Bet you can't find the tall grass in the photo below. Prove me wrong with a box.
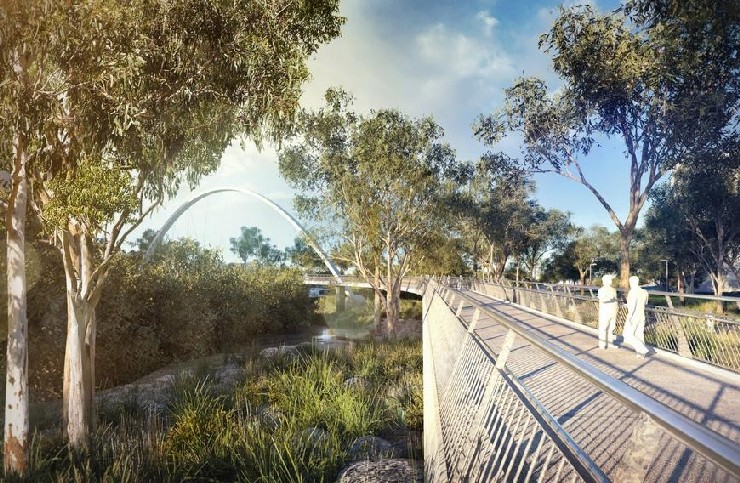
[7,340,423,482]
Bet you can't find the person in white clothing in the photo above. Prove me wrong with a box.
[597,274,618,349]
[623,276,650,356]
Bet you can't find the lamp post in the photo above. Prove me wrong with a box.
[589,261,597,286]
[660,259,669,291]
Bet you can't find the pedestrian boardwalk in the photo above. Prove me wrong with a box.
[446,288,740,482]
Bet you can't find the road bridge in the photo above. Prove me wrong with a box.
[422,280,740,482]
[303,275,427,296]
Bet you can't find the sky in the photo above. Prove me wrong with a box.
[134,0,636,264]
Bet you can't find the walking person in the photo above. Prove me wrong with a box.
[597,274,618,349]
[623,276,650,356]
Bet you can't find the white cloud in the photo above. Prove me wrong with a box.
[301,1,514,125]
[476,10,499,36]
[416,23,511,80]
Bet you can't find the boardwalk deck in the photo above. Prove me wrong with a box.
[455,289,740,482]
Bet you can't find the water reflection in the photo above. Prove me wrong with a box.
[312,326,372,350]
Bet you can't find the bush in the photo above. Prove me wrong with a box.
[1,237,318,400]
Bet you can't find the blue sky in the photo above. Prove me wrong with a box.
[135,0,641,263]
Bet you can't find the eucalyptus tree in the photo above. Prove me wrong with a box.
[461,162,540,281]
[474,3,736,287]
[1,0,343,458]
[571,226,619,289]
[279,89,461,335]
[230,226,285,266]
[0,1,65,472]
[646,159,739,300]
[287,236,326,273]
[518,208,573,280]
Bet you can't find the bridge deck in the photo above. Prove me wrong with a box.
[459,289,740,482]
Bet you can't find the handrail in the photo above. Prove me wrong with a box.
[441,285,740,477]
[503,279,740,303]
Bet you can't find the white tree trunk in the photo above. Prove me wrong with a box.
[63,295,92,448]
[4,133,29,474]
[61,230,98,448]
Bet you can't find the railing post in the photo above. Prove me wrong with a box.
[664,295,692,358]
[571,300,583,324]
[496,329,517,370]
[468,308,481,334]
[456,299,465,317]
[539,292,548,313]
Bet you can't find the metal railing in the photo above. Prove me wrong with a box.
[425,282,740,481]
[424,286,605,482]
[472,280,740,373]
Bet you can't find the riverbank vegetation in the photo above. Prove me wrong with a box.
[6,340,422,482]
[0,237,318,401]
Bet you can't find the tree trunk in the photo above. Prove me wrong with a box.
[579,271,587,296]
[373,266,382,329]
[712,272,725,314]
[386,281,400,336]
[4,133,29,475]
[374,290,382,328]
[61,229,99,448]
[619,230,632,289]
[714,220,725,314]
[63,296,93,449]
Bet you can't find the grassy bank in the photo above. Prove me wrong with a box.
[7,340,422,482]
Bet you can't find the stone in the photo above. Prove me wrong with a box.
[348,436,395,461]
[335,459,423,483]
[260,345,300,359]
[256,404,281,430]
[344,376,370,391]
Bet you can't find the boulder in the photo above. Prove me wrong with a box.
[336,459,423,483]
[260,345,300,359]
[348,436,395,461]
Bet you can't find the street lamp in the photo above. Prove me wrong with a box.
[660,259,669,291]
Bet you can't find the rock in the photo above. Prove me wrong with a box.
[344,376,370,391]
[348,436,395,461]
[212,363,243,391]
[385,383,408,401]
[260,345,300,359]
[256,404,281,430]
[336,459,423,483]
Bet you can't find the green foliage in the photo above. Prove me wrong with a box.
[321,297,376,328]
[287,235,328,273]
[457,164,546,280]
[473,3,729,285]
[643,158,739,296]
[96,240,316,385]
[229,225,286,266]
[279,88,464,331]
[0,237,317,399]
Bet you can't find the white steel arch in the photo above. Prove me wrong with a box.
[143,187,344,283]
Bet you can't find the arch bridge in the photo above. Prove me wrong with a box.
[143,191,740,481]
